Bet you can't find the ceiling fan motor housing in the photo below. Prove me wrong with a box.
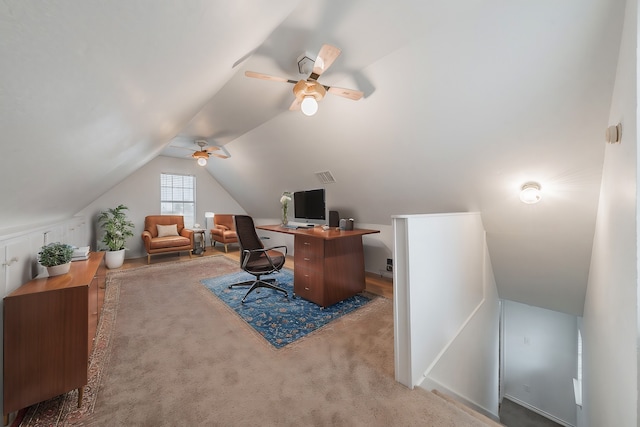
[293,79,326,101]
[192,151,209,159]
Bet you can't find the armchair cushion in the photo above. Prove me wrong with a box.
[157,223,179,237]
[148,235,190,249]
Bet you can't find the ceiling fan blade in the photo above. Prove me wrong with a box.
[172,146,196,153]
[289,97,302,111]
[327,86,364,101]
[204,146,220,153]
[312,44,341,78]
[211,152,230,159]
[245,71,296,84]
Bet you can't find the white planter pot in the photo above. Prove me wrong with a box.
[104,249,125,269]
[47,262,71,277]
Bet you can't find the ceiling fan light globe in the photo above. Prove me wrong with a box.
[301,96,318,116]
[197,157,207,166]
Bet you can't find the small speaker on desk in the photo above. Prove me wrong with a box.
[329,210,339,227]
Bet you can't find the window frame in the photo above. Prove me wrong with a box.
[160,173,196,228]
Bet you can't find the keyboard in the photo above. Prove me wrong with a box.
[285,222,315,229]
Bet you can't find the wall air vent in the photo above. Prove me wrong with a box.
[315,170,336,184]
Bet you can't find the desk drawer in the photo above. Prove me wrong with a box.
[295,236,323,262]
[294,264,323,304]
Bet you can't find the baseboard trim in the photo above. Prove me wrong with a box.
[502,395,575,427]
[420,377,500,422]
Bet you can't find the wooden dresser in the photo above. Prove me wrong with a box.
[3,252,105,423]
[257,225,379,307]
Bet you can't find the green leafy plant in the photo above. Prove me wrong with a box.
[38,242,74,267]
[98,204,135,251]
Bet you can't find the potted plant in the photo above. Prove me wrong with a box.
[39,242,74,277]
[98,204,134,269]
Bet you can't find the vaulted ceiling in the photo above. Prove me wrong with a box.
[0,0,626,316]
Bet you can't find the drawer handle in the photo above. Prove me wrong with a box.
[304,287,310,291]
[304,242,311,246]
[304,257,310,261]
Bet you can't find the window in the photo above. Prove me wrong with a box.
[573,329,583,407]
[160,173,195,227]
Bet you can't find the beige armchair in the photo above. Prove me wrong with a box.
[210,214,238,252]
[141,215,194,264]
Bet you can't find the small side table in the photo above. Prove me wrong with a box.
[192,229,206,255]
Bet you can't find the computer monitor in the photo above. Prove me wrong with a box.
[293,188,326,221]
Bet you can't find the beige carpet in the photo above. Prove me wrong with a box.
[58,255,497,426]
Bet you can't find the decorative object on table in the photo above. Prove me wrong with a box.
[98,204,134,269]
[201,269,372,348]
[339,218,354,231]
[38,242,74,276]
[280,191,292,226]
[328,210,340,227]
[71,245,90,261]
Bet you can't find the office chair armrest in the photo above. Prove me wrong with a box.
[265,245,287,256]
[241,246,287,271]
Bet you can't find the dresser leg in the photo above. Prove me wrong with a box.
[4,413,8,426]
[77,386,84,408]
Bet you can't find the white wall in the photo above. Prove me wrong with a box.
[393,212,500,418]
[423,237,500,419]
[502,300,578,426]
[581,0,638,425]
[77,155,245,259]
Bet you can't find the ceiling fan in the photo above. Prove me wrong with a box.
[173,140,230,166]
[245,44,363,116]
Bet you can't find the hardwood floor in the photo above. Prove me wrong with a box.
[119,244,394,299]
[499,398,563,427]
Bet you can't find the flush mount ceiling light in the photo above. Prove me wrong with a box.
[520,182,542,204]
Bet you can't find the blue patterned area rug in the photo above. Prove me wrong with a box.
[200,269,372,349]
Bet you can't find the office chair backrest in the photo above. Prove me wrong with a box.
[234,215,264,264]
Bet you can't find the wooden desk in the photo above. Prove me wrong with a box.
[257,225,379,307]
[3,252,105,423]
